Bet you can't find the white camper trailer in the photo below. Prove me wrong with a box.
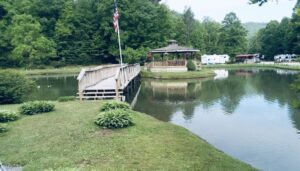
[274,54,297,62]
[201,54,230,65]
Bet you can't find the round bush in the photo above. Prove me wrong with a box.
[0,110,19,122]
[0,123,8,133]
[0,70,35,104]
[95,109,134,129]
[100,101,131,112]
[187,60,196,71]
[19,101,55,115]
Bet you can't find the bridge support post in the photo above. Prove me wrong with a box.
[79,91,83,101]
[115,79,120,101]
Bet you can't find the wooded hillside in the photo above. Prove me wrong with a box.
[0,0,299,67]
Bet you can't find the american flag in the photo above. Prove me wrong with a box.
[113,0,119,33]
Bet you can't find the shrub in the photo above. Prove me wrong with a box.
[95,109,134,129]
[100,101,131,112]
[19,101,55,115]
[0,123,8,133]
[58,96,76,102]
[0,70,35,104]
[292,100,300,109]
[0,110,19,122]
[51,61,66,68]
[187,60,196,71]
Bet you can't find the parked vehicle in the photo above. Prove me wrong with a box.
[274,54,297,62]
[235,54,261,63]
[201,54,230,65]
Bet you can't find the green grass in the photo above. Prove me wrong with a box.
[0,101,256,171]
[0,66,89,76]
[203,63,300,70]
[141,69,215,79]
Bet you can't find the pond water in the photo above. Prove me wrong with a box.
[26,74,78,101]
[133,69,300,171]
[28,69,300,170]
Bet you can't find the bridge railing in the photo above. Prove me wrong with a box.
[77,64,120,93]
[115,64,141,99]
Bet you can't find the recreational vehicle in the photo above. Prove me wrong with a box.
[274,54,297,62]
[236,54,261,63]
[201,54,230,65]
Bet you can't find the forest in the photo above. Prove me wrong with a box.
[0,0,299,68]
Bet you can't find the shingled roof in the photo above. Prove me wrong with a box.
[149,40,200,54]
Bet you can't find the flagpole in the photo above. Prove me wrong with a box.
[117,20,123,66]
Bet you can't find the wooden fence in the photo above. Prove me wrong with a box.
[148,60,186,68]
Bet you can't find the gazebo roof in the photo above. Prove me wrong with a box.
[149,40,200,54]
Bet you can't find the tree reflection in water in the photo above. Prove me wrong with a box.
[134,69,300,131]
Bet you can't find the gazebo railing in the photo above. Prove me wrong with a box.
[149,60,186,68]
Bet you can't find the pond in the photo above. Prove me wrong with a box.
[26,74,78,101]
[133,69,300,171]
[27,69,300,170]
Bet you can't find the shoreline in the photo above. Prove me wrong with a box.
[140,69,216,79]
[203,63,300,71]
[0,101,256,170]
[2,63,300,77]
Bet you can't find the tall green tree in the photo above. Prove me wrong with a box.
[190,21,205,54]
[219,12,248,59]
[0,3,12,67]
[201,17,222,54]
[182,7,195,45]
[8,14,56,67]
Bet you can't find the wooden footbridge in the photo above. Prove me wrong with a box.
[77,64,141,100]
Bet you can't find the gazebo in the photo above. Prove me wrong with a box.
[147,40,199,72]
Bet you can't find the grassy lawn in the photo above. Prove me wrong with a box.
[2,63,300,77]
[0,66,90,76]
[141,69,215,79]
[203,63,300,70]
[0,101,256,171]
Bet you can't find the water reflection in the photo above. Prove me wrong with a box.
[133,69,300,171]
[134,79,205,121]
[213,69,228,80]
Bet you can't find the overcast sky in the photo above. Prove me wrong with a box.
[161,0,296,23]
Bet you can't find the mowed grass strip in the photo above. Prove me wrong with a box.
[0,66,87,76]
[141,69,215,79]
[203,63,300,70]
[0,101,256,171]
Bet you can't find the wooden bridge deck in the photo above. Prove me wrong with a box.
[77,64,141,100]
[86,77,119,90]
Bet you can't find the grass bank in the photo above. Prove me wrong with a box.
[203,63,300,70]
[0,101,255,171]
[0,66,88,76]
[141,69,215,79]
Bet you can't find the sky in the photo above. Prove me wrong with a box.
[160,0,296,23]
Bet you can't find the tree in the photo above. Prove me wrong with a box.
[0,71,35,104]
[190,22,206,54]
[219,12,248,60]
[169,11,186,45]
[248,31,262,54]
[0,3,12,67]
[249,0,268,6]
[123,47,149,64]
[201,17,222,54]
[183,7,195,45]
[291,8,300,54]
[250,0,300,7]
[8,14,56,67]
